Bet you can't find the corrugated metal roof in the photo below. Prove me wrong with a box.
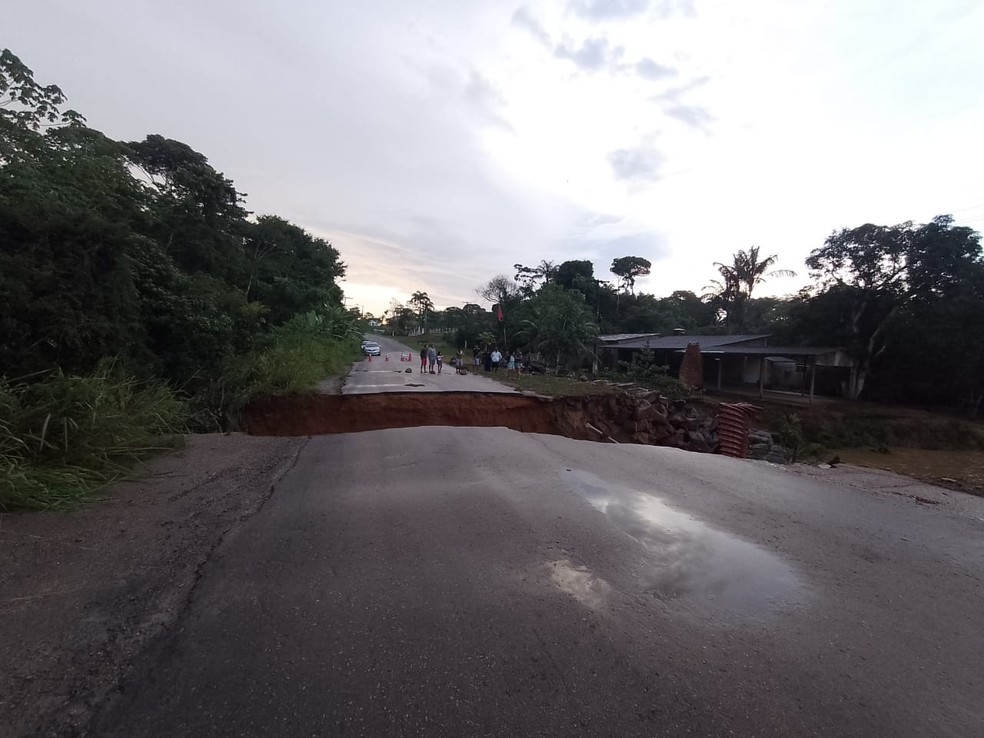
[597,333,662,344]
[709,346,844,356]
[600,334,771,350]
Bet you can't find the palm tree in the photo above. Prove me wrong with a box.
[409,290,434,333]
[708,247,795,333]
[734,246,796,301]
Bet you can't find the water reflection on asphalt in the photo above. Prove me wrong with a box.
[563,469,802,620]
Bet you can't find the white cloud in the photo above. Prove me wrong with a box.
[7,0,984,315]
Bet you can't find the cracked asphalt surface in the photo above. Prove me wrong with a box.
[84,428,984,737]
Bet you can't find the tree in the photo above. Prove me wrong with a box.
[553,260,594,291]
[408,290,434,332]
[125,135,248,282]
[513,260,557,295]
[519,284,598,368]
[610,256,651,295]
[0,48,80,137]
[707,246,794,333]
[805,215,982,399]
[242,216,344,325]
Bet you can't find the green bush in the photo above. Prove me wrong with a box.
[225,314,360,397]
[0,362,188,511]
[599,348,693,400]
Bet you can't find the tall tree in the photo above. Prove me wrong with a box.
[519,284,598,368]
[553,260,594,291]
[513,260,557,295]
[708,246,793,333]
[610,256,652,295]
[408,290,434,332]
[805,215,982,399]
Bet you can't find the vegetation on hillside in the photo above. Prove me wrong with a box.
[0,50,360,508]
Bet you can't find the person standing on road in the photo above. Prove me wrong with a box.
[473,346,481,368]
[436,351,444,374]
[456,349,464,374]
[483,349,492,373]
[490,347,502,373]
[419,346,427,374]
[514,350,523,375]
[507,352,516,373]
[427,344,437,374]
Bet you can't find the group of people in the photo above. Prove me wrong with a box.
[416,344,524,375]
[472,346,523,374]
[419,344,446,374]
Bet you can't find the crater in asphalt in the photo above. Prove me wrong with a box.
[563,469,802,620]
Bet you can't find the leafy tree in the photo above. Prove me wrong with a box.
[610,255,652,295]
[513,260,557,295]
[125,135,248,282]
[553,260,594,291]
[519,284,598,368]
[242,216,344,325]
[0,49,350,407]
[805,216,982,399]
[0,49,81,137]
[707,246,793,333]
[660,290,717,331]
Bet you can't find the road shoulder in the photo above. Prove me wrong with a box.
[0,433,307,737]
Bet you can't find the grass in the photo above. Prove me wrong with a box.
[197,319,362,429]
[830,447,984,496]
[229,322,361,398]
[493,372,619,397]
[753,400,984,452]
[0,362,188,511]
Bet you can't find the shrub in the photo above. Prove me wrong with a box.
[0,362,188,511]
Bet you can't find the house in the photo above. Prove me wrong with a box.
[596,330,855,401]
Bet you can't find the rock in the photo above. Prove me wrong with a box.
[666,429,687,448]
[634,400,665,422]
[749,429,773,443]
[649,424,673,442]
[765,452,788,464]
[631,432,652,445]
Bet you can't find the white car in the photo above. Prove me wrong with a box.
[362,341,381,356]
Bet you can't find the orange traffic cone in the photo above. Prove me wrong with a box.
[385,354,389,361]
[368,354,372,362]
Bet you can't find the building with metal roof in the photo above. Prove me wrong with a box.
[596,333,856,402]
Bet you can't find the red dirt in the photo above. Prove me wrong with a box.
[244,392,591,439]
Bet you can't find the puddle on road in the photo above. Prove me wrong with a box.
[547,559,612,610]
[563,469,802,621]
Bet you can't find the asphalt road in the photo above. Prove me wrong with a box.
[346,335,515,394]
[95,427,984,737]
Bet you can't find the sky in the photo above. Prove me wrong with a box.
[10,0,984,316]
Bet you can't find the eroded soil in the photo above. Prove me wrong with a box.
[243,391,716,452]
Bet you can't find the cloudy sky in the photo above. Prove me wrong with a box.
[11,0,984,315]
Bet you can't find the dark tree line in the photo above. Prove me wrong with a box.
[0,50,347,394]
[404,220,983,411]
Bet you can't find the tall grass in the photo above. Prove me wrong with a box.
[0,362,187,511]
[210,315,360,415]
